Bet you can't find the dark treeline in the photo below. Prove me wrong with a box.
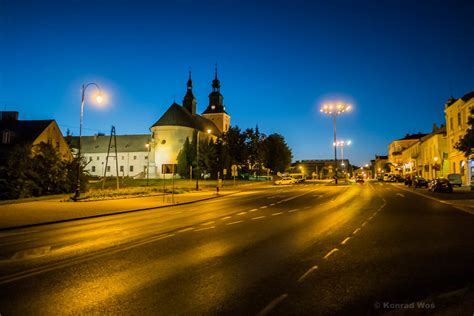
[177,126,293,179]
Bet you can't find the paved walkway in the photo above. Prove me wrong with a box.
[0,183,269,230]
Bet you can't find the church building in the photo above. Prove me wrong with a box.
[150,68,230,177]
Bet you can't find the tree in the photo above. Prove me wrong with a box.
[245,126,266,173]
[222,126,247,166]
[177,137,193,178]
[198,138,216,177]
[455,107,474,158]
[263,133,293,173]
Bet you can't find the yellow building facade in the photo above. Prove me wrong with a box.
[444,92,474,185]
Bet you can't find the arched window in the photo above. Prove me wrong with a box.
[2,131,11,144]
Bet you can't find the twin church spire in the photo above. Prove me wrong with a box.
[182,66,226,115]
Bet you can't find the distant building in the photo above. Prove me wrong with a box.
[70,134,151,178]
[444,92,474,185]
[387,133,428,173]
[0,111,72,162]
[292,159,351,179]
[373,155,388,177]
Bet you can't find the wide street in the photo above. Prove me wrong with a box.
[0,181,473,315]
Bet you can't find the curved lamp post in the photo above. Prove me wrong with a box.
[74,83,103,201]
[320,103,351,182]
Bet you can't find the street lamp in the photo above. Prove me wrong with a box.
[74,83,103,200]
[334,140,351,172]
[196,128,212,190]
[146,143,151,186]
[321,102,352,183]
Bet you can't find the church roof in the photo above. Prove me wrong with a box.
[151,102,220,134]
[69,134,151,153]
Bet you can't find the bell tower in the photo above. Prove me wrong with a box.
[202,66,231,133]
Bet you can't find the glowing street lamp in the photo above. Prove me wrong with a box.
[321,102,352,182]
[334,140,351,172]
[74,83,103,201]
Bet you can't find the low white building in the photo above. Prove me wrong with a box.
[74,134,152,178]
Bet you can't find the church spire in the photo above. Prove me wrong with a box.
[212,63,220,92]
[183,69,196,114]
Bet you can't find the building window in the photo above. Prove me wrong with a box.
[130,166,134,172]
[450,117,453,131]
[2,131,11,144]
[133,155,137,160]
[107,166,111,172]
[453,162,456,173]
[97,156,99,160]
[145,156,148,160]
[92,166,96,172]
[122,156,124,160]
[120,166,124,172]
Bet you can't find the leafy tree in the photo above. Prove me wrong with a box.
[263,133,293,173]
[455,107,474,158]
[222,126,247,166]
[198,138,216,177]
[245,126,266,173]
[177,137,193,178]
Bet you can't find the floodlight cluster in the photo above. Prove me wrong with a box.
[320,103,352,115]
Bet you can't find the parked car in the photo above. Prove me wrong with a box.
[356,175,364,183]
[413,177,428,188]
[274,177,296,185]
[383,174,392,181]
[447,173,462,187]
[404,176,412,186]
[428,178,453,192]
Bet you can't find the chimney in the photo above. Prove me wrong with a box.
[0,111,19,121]
[432,123,438,133]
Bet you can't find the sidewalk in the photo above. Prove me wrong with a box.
[0,182,269,230]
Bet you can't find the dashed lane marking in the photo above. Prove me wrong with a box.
[194,226,215,232]
[288,209,299,213]
[323,248,339,259]
[257,294,288,316]
[251,216,266,220]
[260,206,268,209]
[237,212,247,216]
[226,220,244,226]
[271,212,283,216]
[249,208,259,212]
[269,203,276,206]
[341,237,351,245]
[303,206,311,209]
[201,221,215,226]
[361,221,368,227]
[298,265,318,282]
[177,227,195,233]
[353,228,361,235]
[396,193,405,198]
[221,216,232,220]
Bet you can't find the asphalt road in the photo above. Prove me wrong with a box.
[0,181,473,315]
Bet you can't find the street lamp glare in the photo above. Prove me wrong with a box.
[207,129,211,134]
[96,94,103,103]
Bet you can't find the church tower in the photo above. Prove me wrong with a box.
[183,70,197,114]
[202,66,231,133]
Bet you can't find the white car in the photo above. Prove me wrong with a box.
[274,177,296,185]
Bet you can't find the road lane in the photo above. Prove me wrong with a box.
[0,182,381,314]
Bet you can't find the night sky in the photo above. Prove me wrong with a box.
[1,0,473,165]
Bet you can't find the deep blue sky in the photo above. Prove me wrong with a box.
[1,0,473,165]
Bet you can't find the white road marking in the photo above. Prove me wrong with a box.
[251,216,266,220]
[353,228,361,235]
[194,226,215,232]
[288,209,299,213]
[323,248,339,259]
[257,294,288,316]
[177,227,194,233]
[237,212,247,216]
[341,237,351,245]
[221,216,232,220]
[269,203,276,206]
[249,208,259,212]
[226,220,243,226]
[396,193,405,198]
[361,221,368,227]
[303,206,311,209]
[260,206,268,209]
[271,212,283,216]
[201,221,215,225]
[298,265,318,282]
